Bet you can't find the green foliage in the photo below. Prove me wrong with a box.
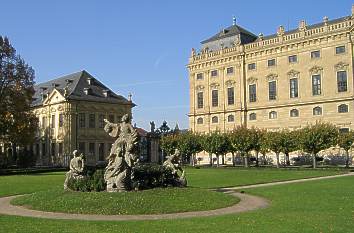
[229,126,254,167]
[0,36,37,147]
[201,131,230,166]
[67,169,106,192]
[299,122,339,168]
[337,131,354,167]
[177,131,202,161]
[160,133,179,155]
[132,163,178,189]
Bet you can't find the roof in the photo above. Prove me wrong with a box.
[32,70,135,107]
[260,16,351,41]
[201,24,257,44]
[135,127,148,137]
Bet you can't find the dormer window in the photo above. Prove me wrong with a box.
[41,93,47,101]
[103,89,111,98]
[83,87,92,95]
[65,79,73,84]
[52,83,60,88]
[87,77,93,85]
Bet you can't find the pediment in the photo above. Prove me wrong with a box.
[43,89,66,105]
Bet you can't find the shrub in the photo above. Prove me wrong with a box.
[66,169,106,192]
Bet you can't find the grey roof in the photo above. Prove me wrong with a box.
[32,70,134,107]
[201,24,258,44]
[259,16,351,41]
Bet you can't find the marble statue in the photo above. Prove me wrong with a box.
[163,149,187,187]
[64,150,85,190]
[103,114,138,192]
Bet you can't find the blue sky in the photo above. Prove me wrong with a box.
[1,0,352,130]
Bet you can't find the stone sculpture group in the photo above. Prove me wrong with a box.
[64,113,186,192]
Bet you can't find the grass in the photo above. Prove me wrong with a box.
[0,175,352,232]
[186,167,347,188]
[11,187,239,214]
[0,167,351,232]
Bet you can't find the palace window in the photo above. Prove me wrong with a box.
[42,116,47,128]
[337,71,347,92]
[197,117,203,124]
[197,92,204,109]
[313,106,322,116]
[196,73,203,80]
[211,116,218,123]
[78,142,85,154]
[288,55,297,63]
[226,67,234,75]
[98,114,105,128]
[249,84,257,102]
[98,143,105,161]
[248,63,256,70]
[108,114,115,123]
[269,111,277,119]
[311,50,320,59]
[51,115,55,128]
[211,70,218,77]
[59,113,64,127]
[338,104,348,113]
[268,81,277,100]
[336,45,345,54]
[290,78,298,98]
[89,114,96,128]
[89,143,95,156]
[290,109,299,117]
[79,113,86,128]
[212,90,218,107]
[58,143,63,155]
[312,74,321,95]
[249,113,256,121]
[339,128,350,133]
[267,59,276,67]
[227,87,235,105]
[227,115,235,122]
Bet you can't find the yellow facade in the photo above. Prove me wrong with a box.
[188,7,354,134]
[32,71,133,167]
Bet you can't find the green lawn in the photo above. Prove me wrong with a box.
[186,167,346,188]
[11,187,238,214]
[0,168,352,233]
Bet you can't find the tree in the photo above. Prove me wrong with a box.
[229,126,253,167]
[0,36,37,165]
[177,131,202,166]
[202,131,229,167]
[250,128,266,167]
[267,131,283,168]
[278,130,299,166]
[160,133,179,156]
[337,131,354,168]
[299,122,339,168]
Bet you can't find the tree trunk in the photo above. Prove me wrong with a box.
[345,150,350,168]
[255,151,259,167]
[244,153,249,168]
[312,153,317,169]
[209,153,212,166]
[221,154,225,165]
[216,154,220,167]
[232,152,235,167]
[285,152,290,166]
[276,152,280,168]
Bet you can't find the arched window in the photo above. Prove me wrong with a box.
[290,109,299,117]
[269,111,277,119]
[249,113,256,121]
[338,104,348,113]
[197,117,203,124]
[211,116,218,123]
[313,106,322,116]
[227,115,235,122]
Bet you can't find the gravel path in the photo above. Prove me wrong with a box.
[0,192,268,221]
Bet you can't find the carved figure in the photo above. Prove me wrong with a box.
[103,114,138,192]
[163,149,187,187]
[63,150,85,190]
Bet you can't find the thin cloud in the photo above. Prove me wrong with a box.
[154,54,166,69]
[112,80,173,88]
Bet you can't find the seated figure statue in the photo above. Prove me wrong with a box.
[64,150,85,190]
[163,149,187,187]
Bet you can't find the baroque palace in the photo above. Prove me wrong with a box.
[188,6,354,134]
[31,70,134,166]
